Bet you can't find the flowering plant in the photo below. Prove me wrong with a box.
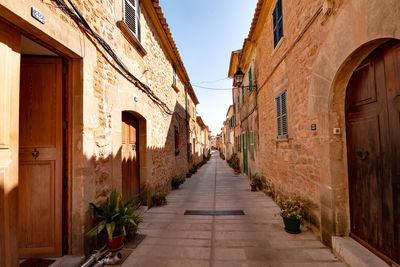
[277,195,309,220]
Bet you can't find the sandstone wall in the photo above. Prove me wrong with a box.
[247,0,400,245]
[0,0,194,255]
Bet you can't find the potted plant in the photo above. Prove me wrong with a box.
[228,153,240,173]
[86,189,142,251]
[189,165,197,175]
[250,174,262,191]
[171,175,185,190]
[277,195,309,234]
[152,193,167,206]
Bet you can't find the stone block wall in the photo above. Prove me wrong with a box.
[243,0,400,245]
[0,0,198,255]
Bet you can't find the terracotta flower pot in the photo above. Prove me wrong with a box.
[234,169,240,174]
[106,234,124,251]
[251,185,257,191]
[282,216,301,234]
[186,173,192,178]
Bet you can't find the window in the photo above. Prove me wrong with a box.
[276,90,288,138]
[173,66,176,85]
[249,68,252,92]
[273,0,283,47]
[242,85,244,104]
[124,0,141,41]
[250,131,254,159]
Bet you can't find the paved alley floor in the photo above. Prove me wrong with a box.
[122,152,344,267]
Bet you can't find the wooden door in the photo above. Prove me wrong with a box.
[18,57,63,258]
[346,41,399,264]
[121,112,140,202]
[0,20,21,267]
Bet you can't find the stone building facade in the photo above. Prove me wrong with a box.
[0,0,204,264]
[229,0,400,264]
[224,105,235,160]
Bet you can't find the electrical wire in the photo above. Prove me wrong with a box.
[53,0,186,120]
[192,77,230,85]
[192,85,233,90]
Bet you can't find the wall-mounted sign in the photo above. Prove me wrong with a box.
[31,7,45,24]
[311,124,317,131]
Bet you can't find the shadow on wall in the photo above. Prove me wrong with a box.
[81,100,189,253]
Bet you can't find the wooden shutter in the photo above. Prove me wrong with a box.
[273,0,283,47]
[124,0,140,40]
[249,68,252,92]
[281,91,287,135]
[250,131,254,159]
[276,90,288,138]
[173,66,176,85]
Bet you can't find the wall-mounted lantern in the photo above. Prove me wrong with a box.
[234,68,245,85]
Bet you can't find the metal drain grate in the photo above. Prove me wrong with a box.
[184,210,245,215]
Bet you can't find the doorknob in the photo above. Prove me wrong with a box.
[357,150,369,160]
[32,148,39,160]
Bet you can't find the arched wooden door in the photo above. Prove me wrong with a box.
[346,40,400,264]
[121,112,140,203]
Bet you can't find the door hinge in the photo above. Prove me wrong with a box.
[63,177,68,187]
[63,121,69,130]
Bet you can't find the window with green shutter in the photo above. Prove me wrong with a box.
[242,85,244,104]
[250,131,254,159]
[249,68,252,92]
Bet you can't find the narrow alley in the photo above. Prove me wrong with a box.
[122,152,344,267]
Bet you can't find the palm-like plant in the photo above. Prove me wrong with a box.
[86,189,142,241]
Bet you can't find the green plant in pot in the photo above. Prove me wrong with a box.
[152,193,167,206]
[277,195,309,234]
[189,165,197,174]
[250,174,262,191]
[86,189,142,251]
[171,175,185,189]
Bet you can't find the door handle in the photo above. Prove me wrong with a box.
[32,148,39,160]
[132,144,136,150]
[357,150,369,160]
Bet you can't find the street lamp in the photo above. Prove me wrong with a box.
[233,68,244,85]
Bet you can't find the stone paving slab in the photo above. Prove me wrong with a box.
[122,152,344,266]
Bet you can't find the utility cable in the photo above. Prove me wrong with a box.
[53,0,185,121]
[192,85,233,90]
[192,77,230,85]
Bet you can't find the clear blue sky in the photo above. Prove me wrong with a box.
[162,0,258,135]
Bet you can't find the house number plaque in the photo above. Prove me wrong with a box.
[31,7,45,24]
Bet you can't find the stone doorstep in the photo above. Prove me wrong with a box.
[49,255,85,267]
[332,237,389,267]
